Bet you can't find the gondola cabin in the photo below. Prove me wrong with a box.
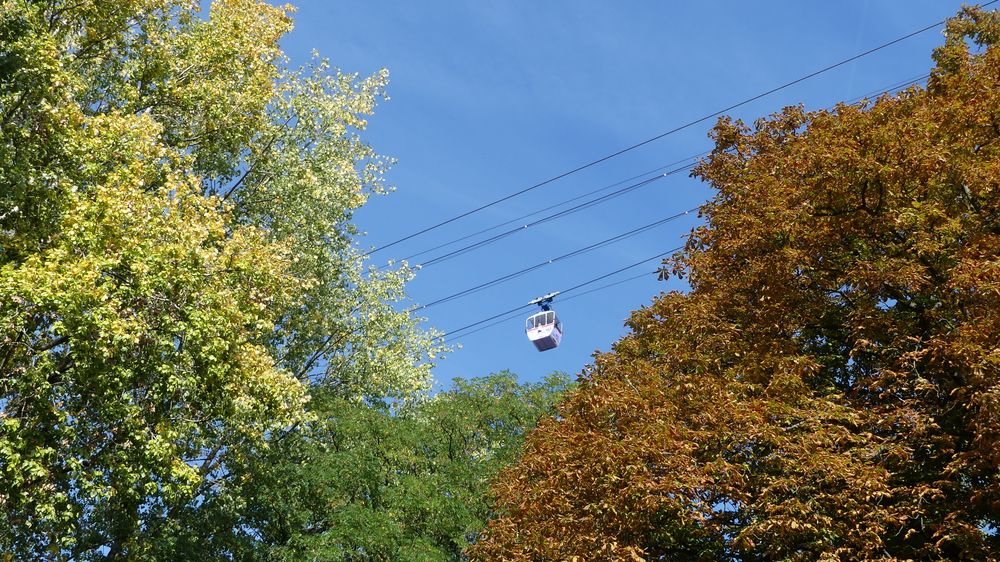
[525,309,562,352]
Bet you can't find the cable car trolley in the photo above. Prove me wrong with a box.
[525,292,563,352]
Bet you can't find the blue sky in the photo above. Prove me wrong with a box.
[277,1,977,387]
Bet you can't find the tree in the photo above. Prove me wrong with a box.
[236,372,571,561]
[470,7,1000,562]
[0,1,440,558]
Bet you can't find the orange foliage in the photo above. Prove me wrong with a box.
[470,8,1000,561]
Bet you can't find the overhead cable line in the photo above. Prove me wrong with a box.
[363,13,965,257]
[442,269,659,343]
[851,72,930,101]
[556,245,682,295]
[401,152,706,263]
[414,163,697,268]
[561,270,661,303]
[439,305,532,343]
[438,248,682,341]
[415,210,698,310]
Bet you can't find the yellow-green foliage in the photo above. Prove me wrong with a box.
[0,1,441,558]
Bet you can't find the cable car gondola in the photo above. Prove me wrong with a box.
[525,292,562,352]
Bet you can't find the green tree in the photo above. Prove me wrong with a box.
[238,372,571,561]
[471,7,1000,562]
[0,1,440,558]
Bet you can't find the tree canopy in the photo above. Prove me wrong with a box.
[471,7,1000,561]
[0,1,441,558]
[241,372,571,561]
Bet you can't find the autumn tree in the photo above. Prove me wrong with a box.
[471,7,1000,562]
[0,1,440,559]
